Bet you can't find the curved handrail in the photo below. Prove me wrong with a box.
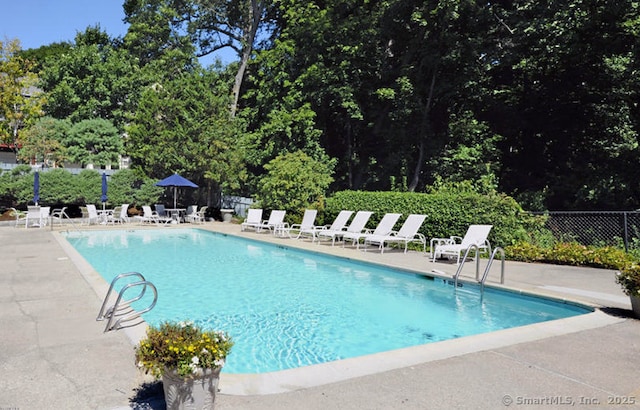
[97,272,146,321]
[480,247,505,298]
[453,244,479,288]
[104,281,158,332]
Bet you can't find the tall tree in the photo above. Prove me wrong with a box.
[485,0,640,209]
[17,116,69,167]
[0,39,45,159]
[248,0,502,192]
[39,26,144,132]
[64,118,124,167]
[126,68,248,200]
[123,0,274,116]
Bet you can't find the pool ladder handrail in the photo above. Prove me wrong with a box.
[452,245,506,293]
[97,272,158,333]
[453,244,480,288]
[479,247,505,298]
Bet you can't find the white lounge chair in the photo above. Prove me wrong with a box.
[257,210,287,234]
[136,205,171,224]
[187,206,207,224]
[85,204,101,225]
[343,213,402,249]
[431,224,493,264]
[241,209,263,231]
[50,206,70,226]
[107,204,130,224]
[309,210,353,242]
[184,205,198,222]
[39,207,51,227]
[363,214,427,253]
[155,204,168,218]
[25,205,42,228]
[317,211,373,246]
[11,207,27,227]
[286,209,318,239]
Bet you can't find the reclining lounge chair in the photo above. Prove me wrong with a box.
[431,224,493,264]
[363,214,427,253]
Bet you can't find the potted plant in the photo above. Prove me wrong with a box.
[616,263,640,318]
[135,321,233,409]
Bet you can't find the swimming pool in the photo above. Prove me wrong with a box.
[63,228,591,374]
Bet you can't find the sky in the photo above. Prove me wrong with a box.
[2,1,129,49]
[1,0,233,65]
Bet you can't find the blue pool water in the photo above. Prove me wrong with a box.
[63,228,591,374]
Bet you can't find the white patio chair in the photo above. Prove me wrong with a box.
[257,210,287,234]
[184,205,198,222]
[342,213,402,249]
[241,209,263,231]
[11,207,27,228]
[286,209,319,239]
[50,207,70,226]
[25,205,42,228]
[431,224,493,264]
[39,207,51,227]
[85,204,101,225]
[317,210,373,246]
[188,206,207,224]
[107,204,130,224]
[136,205,171,224]
[363,214,427,253]
[305,210,353,243]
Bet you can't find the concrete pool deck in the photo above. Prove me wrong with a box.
[1,221,639,409]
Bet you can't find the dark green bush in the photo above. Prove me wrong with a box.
[324,190,546,248]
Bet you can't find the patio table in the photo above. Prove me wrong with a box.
[166,208,186,224]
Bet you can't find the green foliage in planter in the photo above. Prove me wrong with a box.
[616,263,640,297]
[324,189,545,248]
[135,321,233,379]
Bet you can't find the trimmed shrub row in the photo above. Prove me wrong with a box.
[324,190,546,248]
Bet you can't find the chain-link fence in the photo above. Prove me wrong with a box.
[531,211,640,252]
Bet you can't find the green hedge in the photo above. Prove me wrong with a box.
[324,190,545,248]
[0,168,163,211]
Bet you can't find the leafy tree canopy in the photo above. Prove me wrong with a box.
[0,39,45,149]
[17,116,70,167]
[64,119,123,167]
[255,150,336,220]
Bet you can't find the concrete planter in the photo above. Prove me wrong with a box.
[162,367,221,410]
[631,295,640,319]
[220,209,234,223]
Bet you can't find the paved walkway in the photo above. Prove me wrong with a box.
[1,222,639,409]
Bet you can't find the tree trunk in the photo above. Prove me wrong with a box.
[230,0,263,118]
[408,71,437,192]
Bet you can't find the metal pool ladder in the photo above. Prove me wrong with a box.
[452,246,505,297]
[97,272,158,332]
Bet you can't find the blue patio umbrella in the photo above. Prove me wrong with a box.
[33,171,40,205]
[101,173,108,210]
[155,173,198,209]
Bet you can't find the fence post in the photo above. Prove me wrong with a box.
[624,212,629,253]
